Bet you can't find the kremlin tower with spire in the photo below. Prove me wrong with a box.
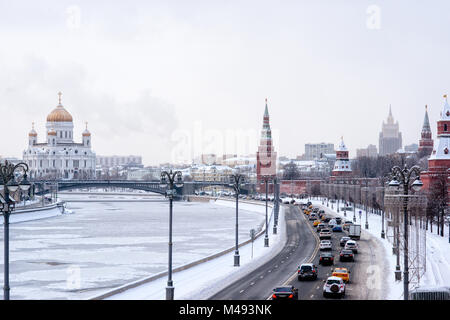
[418,105,434,157]
[331,137,352,180]
[256,98,277,193]
[421,95,450,203]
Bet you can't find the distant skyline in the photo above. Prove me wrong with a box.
[1,1,449,165]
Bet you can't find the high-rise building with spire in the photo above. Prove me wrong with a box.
[256,98,277,192]
[418,105,434,157]
[379,105,402,155]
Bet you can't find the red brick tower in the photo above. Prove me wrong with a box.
[418,105,434,157]
[256,98,277,192]
[421,95,450,202]
[331,137,352,180]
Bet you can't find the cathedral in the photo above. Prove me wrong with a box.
[23,92,96,179]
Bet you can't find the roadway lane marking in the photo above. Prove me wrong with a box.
[250,282,255,286]
[280,205,321,288]
[239,290,244,294]
[260,276,264,279]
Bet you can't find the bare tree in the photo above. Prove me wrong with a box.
[426,174,448,236]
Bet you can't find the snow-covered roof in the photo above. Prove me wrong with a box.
[441,95,450,120]
[336,137,348,151]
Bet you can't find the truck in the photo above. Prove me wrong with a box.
[348,224,361,240]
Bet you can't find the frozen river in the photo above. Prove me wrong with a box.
[0,194,266,300]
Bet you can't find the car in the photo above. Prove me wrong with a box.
[335,217,342,225]
[319,240,332,251]
[319,229,332,240]
[342,221,353,231]
[319,209,325,215]
[309,213,317,221]
[319,252,334,266]
[272,286,298,300]
[313,207,319,213]
[323,276,346,298]
[313,220,321,227]
[344,240,358,253]
[317,223,327,232]
[328,218,337,227]
[322,216,331,223]
[332,225,343,232]
[332,267,350,283]
[339,249,355,262]
[339,236,351,247]
[297,263,318,281]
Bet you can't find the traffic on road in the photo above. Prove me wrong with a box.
[273,201,372,300]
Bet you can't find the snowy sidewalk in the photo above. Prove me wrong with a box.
[92,201,286,300]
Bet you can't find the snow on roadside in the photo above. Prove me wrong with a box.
[102,203,286,300]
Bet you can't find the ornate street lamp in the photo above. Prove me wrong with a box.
[228,173,245,267]
[388,165,423,301]
[0,160,30,300]
[159,169,183,300]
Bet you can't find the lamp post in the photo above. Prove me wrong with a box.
[388,165,423,301]
[365,178,369,229]
[273,177,279,235]
[260,175,272,247]
[0,160,30,300]
[160,169,183,300]
[229,173,245,267]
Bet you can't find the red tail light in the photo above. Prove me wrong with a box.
[288,294,293,298]
[272,294,277,299]
[320,257,323,260]
[340,254,343,256]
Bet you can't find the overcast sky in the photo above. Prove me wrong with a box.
[1,0,449,166]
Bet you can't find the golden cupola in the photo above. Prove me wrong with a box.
[28,122,37,137]
[48,127,57,136]
[46,92,73,122]
[82,122,91,137]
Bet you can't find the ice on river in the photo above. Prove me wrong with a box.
[0,196,266,300]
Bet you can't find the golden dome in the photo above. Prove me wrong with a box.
[47,105,73,122]
[48,128,57,136]
[46,92,73,122]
